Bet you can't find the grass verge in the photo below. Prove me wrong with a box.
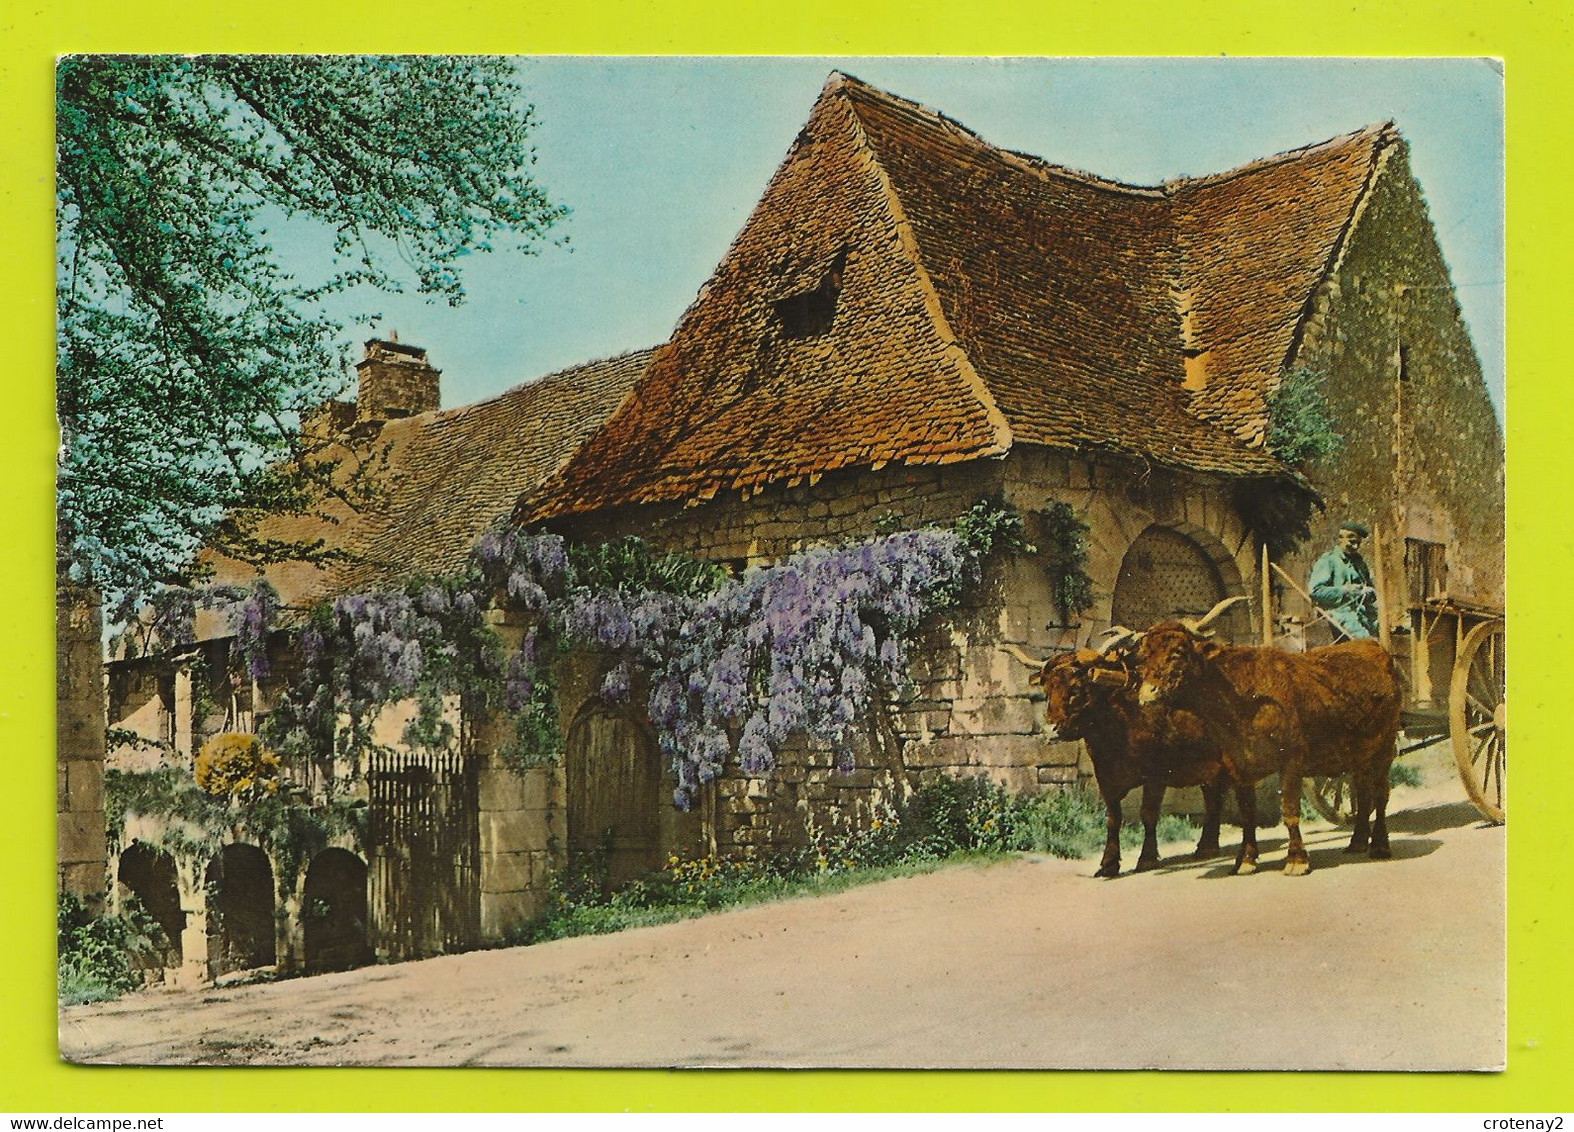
[512,779,1198,947]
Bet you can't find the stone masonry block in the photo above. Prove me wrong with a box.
[58,810,106,867]
[903,735,972,769]
[480,809,552,856]
[66,759,105,813]
[981,765,1040,795]
[948,696,1041,737]
[964,734,1059,771]
[59,860,108,902]
[956,644,1032,702]
[1037,764,1082,786]
[480,851,535,895]
[477,765,556,812]
[481,889,544,943]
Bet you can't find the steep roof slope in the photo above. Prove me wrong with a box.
[835,77,1292,477]
[201,350,650,622]
[1169,124,1394,443]
[526,81,1014,521]
[528,73,1374,522]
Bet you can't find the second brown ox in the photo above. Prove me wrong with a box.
[1133,599,1403,875]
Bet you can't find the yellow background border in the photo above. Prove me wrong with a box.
[5,0,1564,1112]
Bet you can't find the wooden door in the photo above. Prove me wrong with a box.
[566,706,661,889]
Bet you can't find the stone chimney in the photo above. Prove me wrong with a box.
[355,336,441,423]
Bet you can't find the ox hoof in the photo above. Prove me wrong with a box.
[1094,863,1121,879]
[1283,858,1312,877]
[1134,856,1160,873]
[1193,842,1221,860]
[1343,840,1369,854]
[1368,844,1393,860]
[1232,858,1257,876]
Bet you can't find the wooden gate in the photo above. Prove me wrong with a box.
[366,748,478,961]
[566,706,661,890]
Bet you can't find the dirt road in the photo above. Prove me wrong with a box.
[60,784,1504,1071]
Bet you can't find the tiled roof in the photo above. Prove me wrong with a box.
[527,74,1386,521]
[200,350,650,620]
[1169,124,1393,443]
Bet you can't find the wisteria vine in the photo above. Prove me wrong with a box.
[184,498,1031,810]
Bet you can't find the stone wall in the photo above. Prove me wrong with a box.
[550,447,1264,859]
[57,586,107,905]
[1284,140,1505,631]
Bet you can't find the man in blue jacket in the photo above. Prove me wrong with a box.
[1308,522,1379,641]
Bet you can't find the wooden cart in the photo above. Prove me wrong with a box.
[1305,598,1505,825]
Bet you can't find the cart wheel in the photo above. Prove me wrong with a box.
[1308,775,1354,825]
[1450,618,1505,823]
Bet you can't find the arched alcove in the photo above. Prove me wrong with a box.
[565,703,661,891]
[303,848,370,974]
[1112,525,1251,642]
[116,842,183,969]
[203,843,277,976]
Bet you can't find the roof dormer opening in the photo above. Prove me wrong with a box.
[772,248,847,339]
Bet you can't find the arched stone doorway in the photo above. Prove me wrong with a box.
[1111,524,1257,820]
[116,842,183,971]
[203,843,276,977]
[565,704,661,891]
[1112,525,1250,642]
[303,848,370,974]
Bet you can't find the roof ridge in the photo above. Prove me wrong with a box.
[831,71,1165,198]
[835,72,1396,203]
[433,346,660,422]
[1165,121,1398,193]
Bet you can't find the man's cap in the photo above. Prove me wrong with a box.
[1338,521,1370,538]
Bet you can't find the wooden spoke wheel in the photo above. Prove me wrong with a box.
[1450,618,1505,823]
[1308,775,1355,825]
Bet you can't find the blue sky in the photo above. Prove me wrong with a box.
[328,57,1505,416]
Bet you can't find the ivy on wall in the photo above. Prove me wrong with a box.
[1266,367,1343,469]
[1036,502,1094,624]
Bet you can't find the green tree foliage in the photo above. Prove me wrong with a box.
[56,55,565,597]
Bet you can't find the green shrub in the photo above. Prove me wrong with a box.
[57,893,163,1005]
[511,778,1198,948]
[1266,367,1343,469]
[1390,761,1423,789]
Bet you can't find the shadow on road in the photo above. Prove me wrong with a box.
[1385,799,1500,836]
[1111,794,1497,881]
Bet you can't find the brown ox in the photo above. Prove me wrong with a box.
[1133,605,1402,876]
[1005,640,1250,878]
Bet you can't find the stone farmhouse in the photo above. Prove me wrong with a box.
[98,72,1503,984]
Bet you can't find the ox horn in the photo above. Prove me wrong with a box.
[998,643,1046,670]
[1180,594,1249,637]
[1093,625,1141,654]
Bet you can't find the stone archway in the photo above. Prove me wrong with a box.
[303,848,370,974]
[203,843,277,977]
[116,842,183,971]
[1111,525,1251,642]
[565,703,661,891]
